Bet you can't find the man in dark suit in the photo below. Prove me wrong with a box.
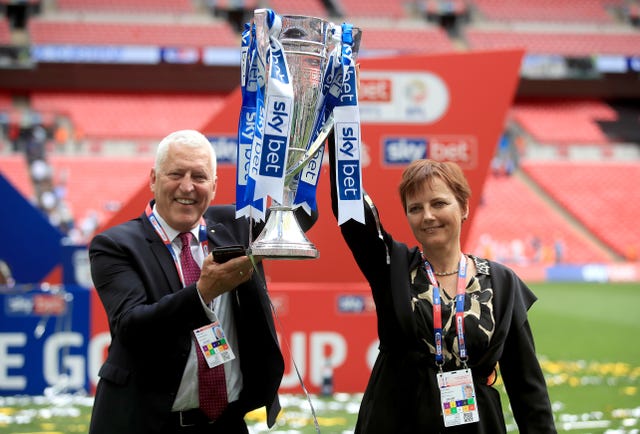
[88,129,316,433]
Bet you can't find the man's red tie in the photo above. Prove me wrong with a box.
[179,232,228,421]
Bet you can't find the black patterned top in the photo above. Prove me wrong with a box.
[411,255,495,369]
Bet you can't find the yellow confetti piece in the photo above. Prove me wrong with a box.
[244,407,267,422]
[0,408,16,416]
[317,416,348,426]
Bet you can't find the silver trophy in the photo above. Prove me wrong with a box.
[248,10,361,259]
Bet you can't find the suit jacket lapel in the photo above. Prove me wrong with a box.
[205,220,239,249]
[140,213,182,292]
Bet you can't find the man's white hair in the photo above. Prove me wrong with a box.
[155,129,217,175]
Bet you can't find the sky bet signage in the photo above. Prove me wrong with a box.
[0,285,92,395]
[199,49,524,282]
[383,135,479,169]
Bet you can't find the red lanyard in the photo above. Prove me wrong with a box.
[145,202,209,286]
[423,254,468,369]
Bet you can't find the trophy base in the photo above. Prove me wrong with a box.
[249,206,319,260]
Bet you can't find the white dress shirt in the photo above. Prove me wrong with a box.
[150,207,242,411]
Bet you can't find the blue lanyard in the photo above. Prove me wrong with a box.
[423,254,468,368]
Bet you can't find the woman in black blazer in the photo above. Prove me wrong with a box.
[329,145,556,433]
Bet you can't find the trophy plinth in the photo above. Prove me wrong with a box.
[249,185,318,259]
[249,206,319,259]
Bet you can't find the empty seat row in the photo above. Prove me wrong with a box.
[28,19,239,47]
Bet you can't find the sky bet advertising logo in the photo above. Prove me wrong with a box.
[383,135,478,169]
[336,294,375,314]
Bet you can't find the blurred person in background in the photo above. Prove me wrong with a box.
[0,259,14,287]
[329,148,556,433]
[89,129,317,434]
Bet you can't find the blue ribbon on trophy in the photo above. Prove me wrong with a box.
[236,23,266,221]
[247,10,294,207]
[333,23,364,225]
[292,25,344,215]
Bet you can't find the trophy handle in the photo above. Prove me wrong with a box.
[284,113,335,185]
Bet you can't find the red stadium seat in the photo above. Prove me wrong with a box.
[30,93,226,139]
[55,0,195,14]
[511,100,617,144]
[521,161,640,259]
[465,28,640,56]
[470,0,619,23]
[0,18,11,45]
[358,26,456,54]
[28,19,239,47]
[265,0,328,17]
[45,155,153,232]
[336,0,410,19]
[465,172,613,265]
[0,155,34,200]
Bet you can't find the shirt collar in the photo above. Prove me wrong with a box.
[152,203,198,244]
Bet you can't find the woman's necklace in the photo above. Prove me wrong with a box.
[433,268,459,276]
[432,255,468,276]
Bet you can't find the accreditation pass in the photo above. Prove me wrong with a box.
[193,321,236,368]
[436,368,479,427]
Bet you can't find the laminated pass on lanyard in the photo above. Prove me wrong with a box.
[424,254,480,427]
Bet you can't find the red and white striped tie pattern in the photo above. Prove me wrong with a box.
[179,232,228,421]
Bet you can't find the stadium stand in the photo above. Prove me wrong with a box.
[470,0,620,23]
[1,153,152,242]
[28,18,239,47]
[0,16,10,43]
[334,0,411,19]
[0,0,39,4]
[264,0,328,18]
[465,28,640,56]
[627,1,640,26]
[510,99,618,144]
[210,0,260,10]
[466,172,614,265]
[0,154,33,199]
[44,155,152,232]
[55,0,196,14]
[30,92,226,140]
[0,0,637,269]
[521,161,640,261]
[423,0,468,16]
[357,25,456,54]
